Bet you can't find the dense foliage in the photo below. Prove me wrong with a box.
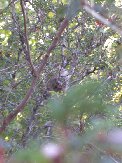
[0,0,122,162]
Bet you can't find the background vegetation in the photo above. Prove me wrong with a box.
[0,0,122,162]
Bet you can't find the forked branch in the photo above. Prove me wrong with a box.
[0,18,69,133]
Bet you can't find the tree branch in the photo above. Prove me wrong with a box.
[20,0,37,76]
[83,3,122,36]
[0,18,69,133]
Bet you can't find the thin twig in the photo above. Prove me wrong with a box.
[10,0,35,76]
[20,0,37,76]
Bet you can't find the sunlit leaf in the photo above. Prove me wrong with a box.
[48,11,55,18]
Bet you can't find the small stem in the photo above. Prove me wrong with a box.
[20,0,37,76]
